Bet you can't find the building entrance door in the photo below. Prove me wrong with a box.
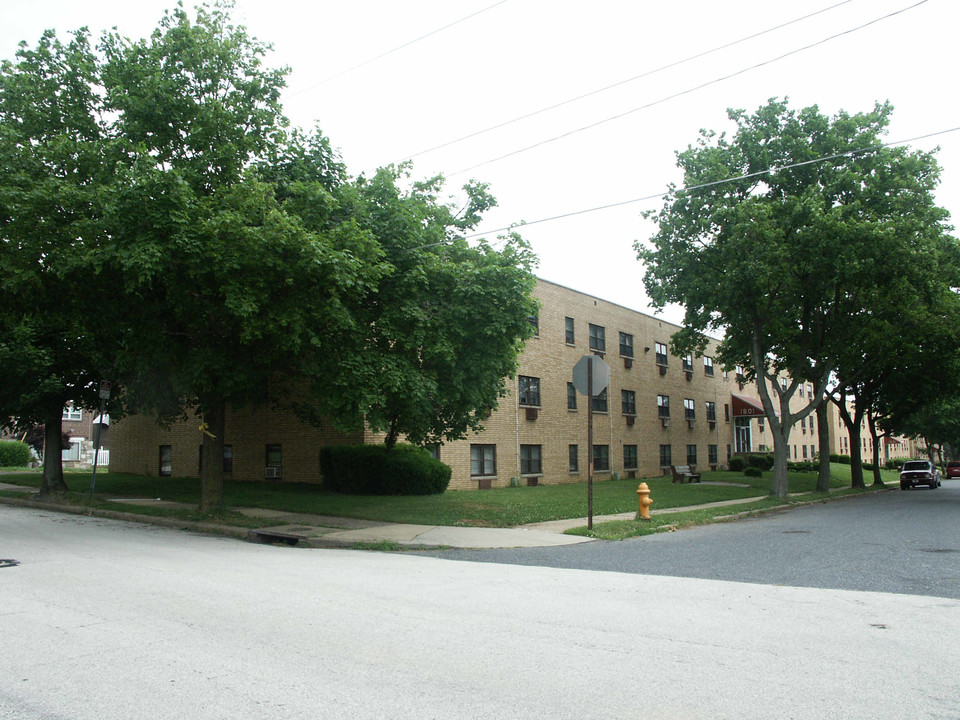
[735,418,752,454]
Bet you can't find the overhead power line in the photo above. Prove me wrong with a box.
[290,0,510,95]
[461,125,960,240]
[450,0,930,177]
[399,0,854,164]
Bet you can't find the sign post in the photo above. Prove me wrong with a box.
[572,355,610,530]
[89,380,111,499]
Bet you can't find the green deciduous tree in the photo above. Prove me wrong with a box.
[305,166,539,450]
[639,98,957,498]
[0,28,119,496]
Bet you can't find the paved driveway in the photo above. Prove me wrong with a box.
[419,480,960,599]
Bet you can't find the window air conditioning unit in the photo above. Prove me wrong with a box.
[525,407,539,421]
[709,421,716,430]
[623,358,633,369]
[687,419,696,429]
[659,365,667,376]
[661,417,670,428]
[685,371,693,381]
[626,415,635,426]
[265,467,281,480]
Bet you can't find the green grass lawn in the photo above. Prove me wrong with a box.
[0,463,897,529]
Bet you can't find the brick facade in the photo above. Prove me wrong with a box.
[111,278,848,489]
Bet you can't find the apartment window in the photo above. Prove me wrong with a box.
[593,445,610,472]
[62,405,82,422]
[62,439,81,462]
[659,444,672,468]
[527,314,539,336]
[799,384,805,397]
[704,356,714,376]
[736,366,745,382]
[567,382,578,410]
[724,403,730,422]
[655,342,668,366]
[682,354,693,372]
[425,444,440,460]
[687,444,698,465]
[569,444,579,473]
[159,445,172,477]
[708,444,718,465]
[589,323,606,353]
[520,445,542,475]
[705,401,717,422]
[758,418,765,432]
[565,316,575,345]
[780,378,788,391]
[621,389,636,416]
[592,387,608,413]
[811,445,817,459]
[802,445,808,459]
[518,375,541,407]
[623,445,638,470]
[619,331,634,358]
[657,394,670,418]
[266,444,282,477]
[470,444,497,477]
[727,444,732,460]
[807,384,813,397]
[684,398,695,420]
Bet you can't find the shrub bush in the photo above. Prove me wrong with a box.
[0,440,32,468]
[319,444,451,495]
[728,456,746,472]
[744,466,762,477]
[830,454,852,465]
[787,461,816,472]
[747,453,775,470]
[862,462,874,471]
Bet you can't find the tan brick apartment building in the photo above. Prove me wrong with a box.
[111,278,833,490]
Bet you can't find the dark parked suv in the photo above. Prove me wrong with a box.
[900,460,941,490]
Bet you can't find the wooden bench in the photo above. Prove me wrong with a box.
[670,464,702,484]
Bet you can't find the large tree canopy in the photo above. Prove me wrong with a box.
[1,4,537,511]
[639,98,957,498]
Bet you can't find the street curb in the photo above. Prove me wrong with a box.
[0,494,250,541]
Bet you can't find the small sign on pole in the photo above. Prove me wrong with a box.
[571,355,610,530]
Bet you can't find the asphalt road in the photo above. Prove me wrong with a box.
[419,479,960,599]
[2,487,959,719]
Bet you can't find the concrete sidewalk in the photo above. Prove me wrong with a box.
[0,481,770,550]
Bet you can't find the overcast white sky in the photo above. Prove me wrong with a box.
[3,0,957,324]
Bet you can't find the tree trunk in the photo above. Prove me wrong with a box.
[867,413,884,486]
[198,398,226,514]
[848,421,865,488]
[384,417,400,451]
[770,425,791,499]
[39,408,69,497]
[816,402,831,492]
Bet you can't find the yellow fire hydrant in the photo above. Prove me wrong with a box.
[637,482,653,521]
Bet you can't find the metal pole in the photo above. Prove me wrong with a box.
[587,358,594,530]
[89,396,105,499]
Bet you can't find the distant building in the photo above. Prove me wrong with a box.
[111,279,858,489]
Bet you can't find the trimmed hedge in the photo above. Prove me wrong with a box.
[728,456,746,472]
[319,444,451,495]
[830,454,852,465]
[787,461,817,472]
[0,440,32,468]
[744,466,762,478]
